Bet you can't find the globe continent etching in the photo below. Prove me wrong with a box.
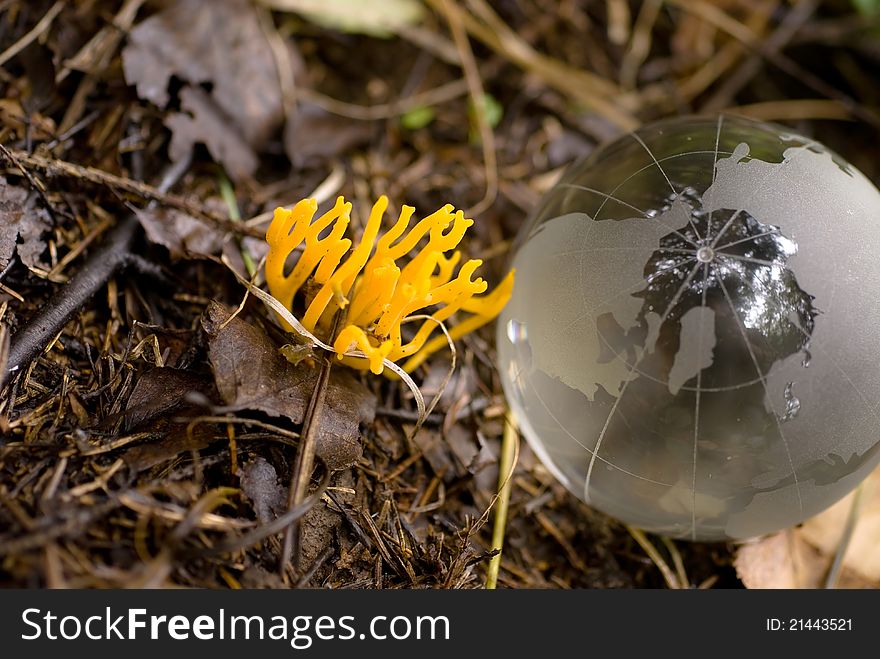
[499,116,880,540]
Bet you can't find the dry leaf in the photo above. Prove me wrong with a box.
[122,0,283,178]
[734,530,827,589]
[284,102,372,168]
[238,456,353,569]
[135,195,228,259]
[240,457,288,524]
[258,0,423,37]
[409,425,462,481]
[120,366,222,472]
[165,87,259,182]
[0,176,50,271]
[735,465,880,588]
[123,366,216,431]
[202,301,376,470]
[800,467,880,583]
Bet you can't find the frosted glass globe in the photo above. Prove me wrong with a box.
[497,115,880,541]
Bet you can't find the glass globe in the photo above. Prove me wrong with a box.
[497,115,880,541]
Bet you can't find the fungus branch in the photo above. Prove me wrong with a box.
[265,195,515,375]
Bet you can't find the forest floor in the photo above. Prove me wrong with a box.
[1,0,879,589]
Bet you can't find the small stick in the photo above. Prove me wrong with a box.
[626,525,681,589]
[280,352,333,575]
[1,156,191,390]
[280,310,342,576]
[824,482,866,589]
[0,1,65,68]
[0,148,260,238]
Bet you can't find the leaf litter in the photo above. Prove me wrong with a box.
[122,0,285,180]
[0,176,51,271]
[3,0,878,590]
[202,301,376,471]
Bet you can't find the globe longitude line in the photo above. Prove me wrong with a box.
[583,260,703,503]
[706,115,724,242]
[691,262,711,540]
[715,228,781,252]
[631,131,704,244]
[516,365,674,487]
[717,253,783,269]
[558,256,698,336]
[709,209,745,250]
[714,271,804,515]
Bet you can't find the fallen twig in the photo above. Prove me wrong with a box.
[1,155,191,390]
[0,148,260,237]
[280,341,335,575]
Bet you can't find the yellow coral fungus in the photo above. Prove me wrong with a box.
[265,195,515,375]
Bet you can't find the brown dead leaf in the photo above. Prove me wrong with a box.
[240,457,288,524]
[119,366,222,472]
[122,0,284,178]
[135,195,228,259]
[734,530,827,589]
[123,366,217,431]
[166,87,259,182]
[0,176,50,271]
[202,301,376,470]
[409,426,461,481]
[238,457,353,571]
[284,102,373,168]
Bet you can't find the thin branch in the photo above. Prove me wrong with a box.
[1,155,191,390]
[0,0,64,67]
[0,148,260,238]
[280,347,335,575]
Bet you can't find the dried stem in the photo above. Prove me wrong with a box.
[280,317,338,576]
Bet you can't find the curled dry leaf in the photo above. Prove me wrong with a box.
[201,301,376,470]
